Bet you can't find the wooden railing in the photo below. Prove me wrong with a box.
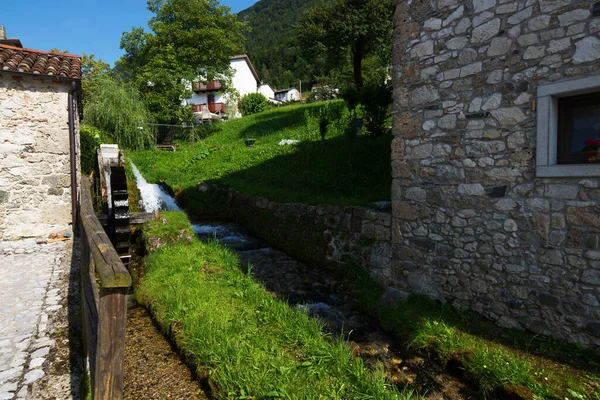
[192,103,226,113]
[80,176,131,400]
[194,80,222,92]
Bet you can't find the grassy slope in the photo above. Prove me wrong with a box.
[138,212,412,399]
[130,102,392,206]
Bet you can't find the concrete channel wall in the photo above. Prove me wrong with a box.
[195,184,393,285]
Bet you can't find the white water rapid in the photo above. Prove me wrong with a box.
[131,163,263,249]
[130,163,181,212]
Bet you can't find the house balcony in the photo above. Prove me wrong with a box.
[194,80,222,92]
[192,103,226,114]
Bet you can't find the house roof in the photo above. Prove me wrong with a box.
[231,54,260,84]
[274,88,298,94]
[0,44,81,79]
[259,83,275,91]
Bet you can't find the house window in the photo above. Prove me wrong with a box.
[557,93,600,164]
[536,75,600,177]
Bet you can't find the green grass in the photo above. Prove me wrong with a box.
[343,271,600,400]
[129,102,392,206]
[137,211,414,399]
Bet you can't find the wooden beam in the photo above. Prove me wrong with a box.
[80,177,132,288]
[80,175,130,399]
[94,287,128,400]
[97,212,158,226]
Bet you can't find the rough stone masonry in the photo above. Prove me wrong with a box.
[392,0,600,347]
[0,75,79,240]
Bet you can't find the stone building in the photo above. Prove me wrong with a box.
[392,0,600,346]
[0,32,81,240]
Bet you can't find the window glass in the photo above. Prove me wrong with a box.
[558,93,600,164]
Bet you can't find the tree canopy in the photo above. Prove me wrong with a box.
[84,76,154,150]
[117,0,246,124]
[81,53,111,106]
[298,0,394,91]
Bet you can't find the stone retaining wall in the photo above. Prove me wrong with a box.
[0,75,79,240]
[195,184,393,284]
[392,0,600,347]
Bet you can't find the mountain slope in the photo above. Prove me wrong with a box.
[237,0,322,90]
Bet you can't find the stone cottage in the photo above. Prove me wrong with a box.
[392,0,600,346]
[0,31,81,240]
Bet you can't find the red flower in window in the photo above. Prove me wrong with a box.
[582,138,600,162]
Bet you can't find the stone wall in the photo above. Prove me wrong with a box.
[0,75,79,240]
[195,184,393,283]
[392,0,600,346]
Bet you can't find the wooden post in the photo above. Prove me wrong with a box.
[94,287,128,400]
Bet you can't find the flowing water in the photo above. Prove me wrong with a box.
[131,163,485,399]
[131,164,181,212]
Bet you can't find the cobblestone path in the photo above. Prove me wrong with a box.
[0,239,74,399]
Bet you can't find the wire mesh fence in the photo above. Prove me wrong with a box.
[146,121,220,149]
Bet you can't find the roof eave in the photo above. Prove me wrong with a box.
[0,69,81,83]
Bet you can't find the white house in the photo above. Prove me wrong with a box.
[274,88,301,102]
[258,83,277,103]
[186,54,261,118]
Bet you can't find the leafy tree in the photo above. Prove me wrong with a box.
[84,76,154,149]
[117,0,246,124]
[49,48,69,53]
[298,0,393,91]
[81,53,111,106]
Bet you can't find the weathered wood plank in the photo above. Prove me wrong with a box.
[80,177,132,288]
[97,212,158,226]
[82,265,99,377]
[94,287,128,400]
[80,175,130,399]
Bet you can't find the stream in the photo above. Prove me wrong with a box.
[130,164,485,399]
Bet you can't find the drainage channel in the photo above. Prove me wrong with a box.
[130,163,486,399]
[193,222,484,400]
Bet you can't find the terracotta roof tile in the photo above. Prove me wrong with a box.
[0,44,81,79]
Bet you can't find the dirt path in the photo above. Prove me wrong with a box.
[123,307,207,400]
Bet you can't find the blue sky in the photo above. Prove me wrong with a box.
[3,0,258,66]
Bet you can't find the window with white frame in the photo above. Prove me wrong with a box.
[536,75,600,177]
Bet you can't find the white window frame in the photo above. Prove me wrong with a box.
[536,74,600,177]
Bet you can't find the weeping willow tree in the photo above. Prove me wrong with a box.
[83,76,154,149]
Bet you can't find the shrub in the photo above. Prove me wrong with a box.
[307,86,339,103]
[360,82,392,138]
[80,125,111,174]
[239,93,269,116]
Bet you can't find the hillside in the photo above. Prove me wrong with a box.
[130,102,393,206]
[237,0,322,90]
